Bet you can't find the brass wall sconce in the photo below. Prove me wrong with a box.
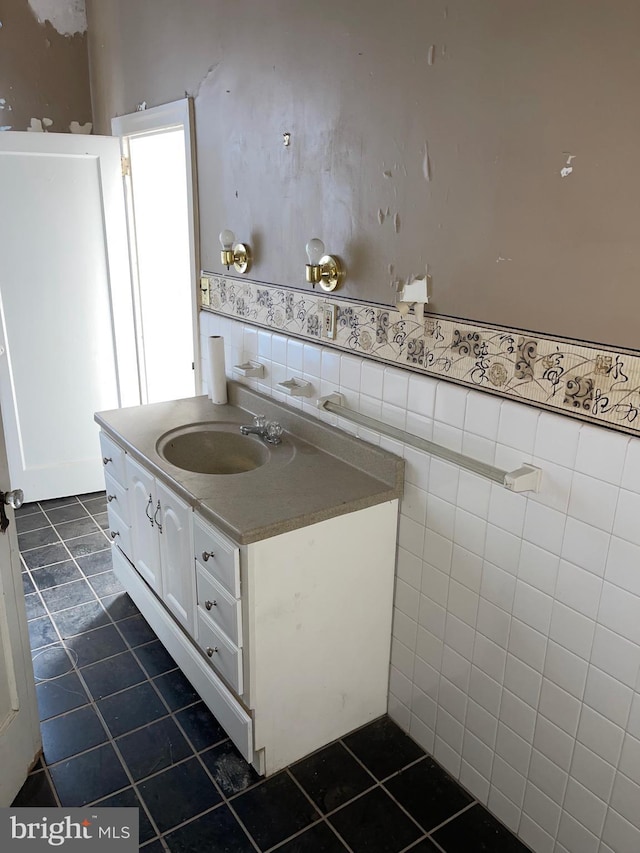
[219,229,251,274]
[304,238,345,292]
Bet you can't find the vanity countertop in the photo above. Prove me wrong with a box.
[95,382,404,545]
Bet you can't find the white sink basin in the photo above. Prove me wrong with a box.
[156,422,270,475]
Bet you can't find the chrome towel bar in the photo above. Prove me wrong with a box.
[317,393,542,493]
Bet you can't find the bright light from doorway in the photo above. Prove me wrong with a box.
[128,128,194,404]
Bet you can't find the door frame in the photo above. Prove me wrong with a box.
[111,98,201,399]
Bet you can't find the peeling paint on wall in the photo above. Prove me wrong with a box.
[27,0,87,36]
[27,117,53,132]
[2,0,91,137]
[560,152,576,177]
[85,0,640,355]
[69,120,92,133]
[422,142,432,181]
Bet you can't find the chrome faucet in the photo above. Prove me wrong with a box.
[239,415,283,445]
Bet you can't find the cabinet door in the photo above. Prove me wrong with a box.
[125,456,162,595]
[157,480,195,635]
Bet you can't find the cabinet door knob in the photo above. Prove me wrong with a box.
[206,646,218,657]
[202,551,214,562]
[110,530,119,539]
[103,456,112,466]
[107,494,115,502]
[205,600,217,610]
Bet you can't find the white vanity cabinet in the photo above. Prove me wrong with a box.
[97,415,401,777]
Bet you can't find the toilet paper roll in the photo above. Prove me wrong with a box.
[207,336,228,404]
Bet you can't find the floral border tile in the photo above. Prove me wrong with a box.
[202,273,640,437]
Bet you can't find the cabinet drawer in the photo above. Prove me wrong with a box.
[197,610,243,695]
[196,565,242,647]
[104,471,129,526]
[193,515,240,598]
[100,432,126,486]
[107,504,132,562]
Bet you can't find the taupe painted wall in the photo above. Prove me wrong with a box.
[0,0,92,133]
[86,0,640,350]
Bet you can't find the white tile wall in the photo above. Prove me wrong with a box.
[201,312,640,853]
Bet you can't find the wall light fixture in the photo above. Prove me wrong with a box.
[219,229,251,274]
[304,238,344,292]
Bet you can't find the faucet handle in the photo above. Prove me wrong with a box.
[266,421,283,443]
[253,414,267,428]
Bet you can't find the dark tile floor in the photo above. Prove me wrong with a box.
[13,493,531,853]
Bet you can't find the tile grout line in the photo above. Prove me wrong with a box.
[337,735,489,847]
[282,767,357,853]
[318,740,454,845]
[422,799,478,839]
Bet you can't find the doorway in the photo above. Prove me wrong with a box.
[113,99,199,405]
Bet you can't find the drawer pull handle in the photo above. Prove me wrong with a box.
[102,456,112,466]
[107,494,116,502]
[206,646,218,657]
[154,500,163,534]
[202,551,215,562]
[205,600,217,610]
[110,530,119,539]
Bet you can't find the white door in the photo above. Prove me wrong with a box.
[112,99,199,404]
[0,132,138,502]
[0,415,41,805]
